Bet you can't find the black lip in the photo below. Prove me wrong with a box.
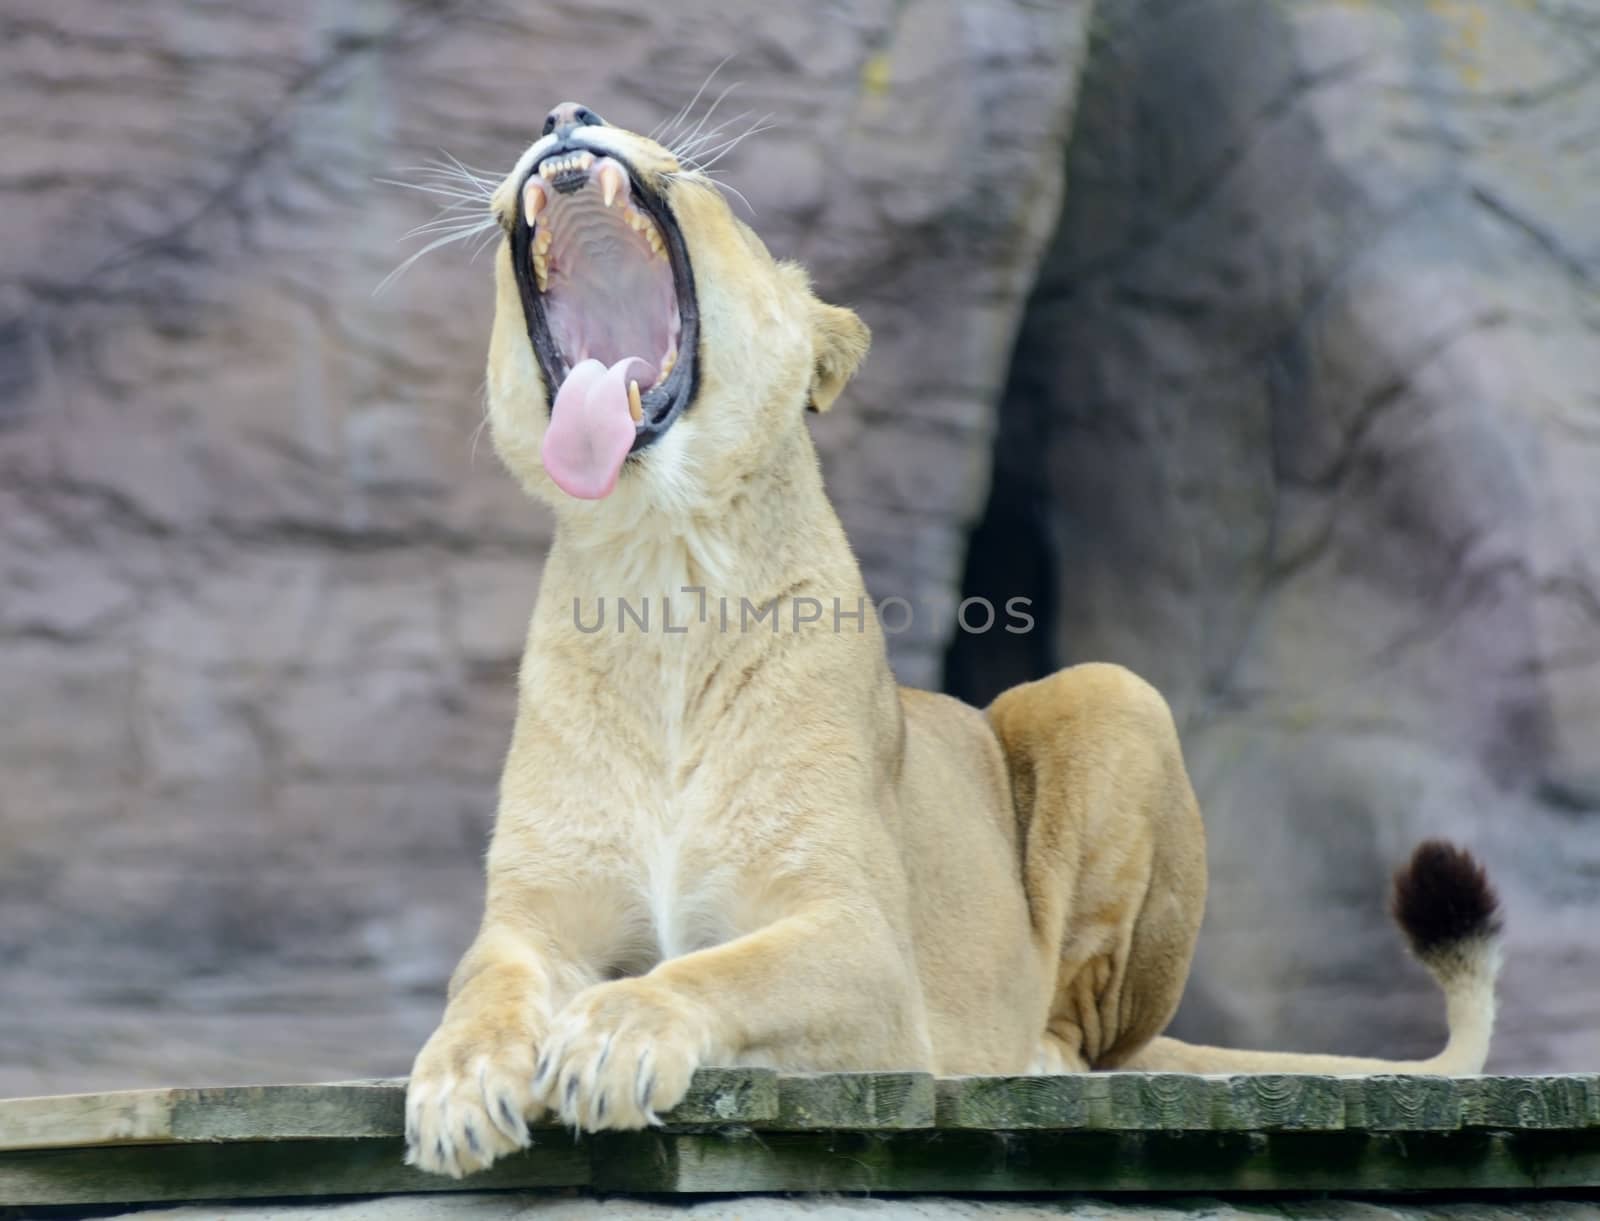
[510,141,699,456]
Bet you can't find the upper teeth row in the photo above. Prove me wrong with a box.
[538,151,595,180]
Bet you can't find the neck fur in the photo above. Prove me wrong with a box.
[544,422,842,600]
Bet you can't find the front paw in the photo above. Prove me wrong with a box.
[534,978,713,1130]
[405,1016,544,1178]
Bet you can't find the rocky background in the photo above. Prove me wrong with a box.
[0,0,1593,1095]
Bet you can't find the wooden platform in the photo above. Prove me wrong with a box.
[3,1071,1599,1207]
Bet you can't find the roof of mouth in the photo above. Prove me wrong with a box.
[526,155,680,388]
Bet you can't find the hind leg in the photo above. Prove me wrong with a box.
[987,663,1207,1070]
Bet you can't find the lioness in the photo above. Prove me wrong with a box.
[404,103,1503,1178]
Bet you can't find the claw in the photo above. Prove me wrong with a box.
[638,1071,656,1112]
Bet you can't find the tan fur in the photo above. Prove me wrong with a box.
[404,120,1498,1179]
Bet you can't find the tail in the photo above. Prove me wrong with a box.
[1124,841,1503,1075]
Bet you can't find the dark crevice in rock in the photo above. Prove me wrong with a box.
[0,314,35,426]
[941,332,1061,709]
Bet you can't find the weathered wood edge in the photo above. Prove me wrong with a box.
[8,1129,1600,1206]
[595,1128,1600,1196]
[2,1071,1597,1153]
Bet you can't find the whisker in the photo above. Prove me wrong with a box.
[395,159,496,185]
[705,177,756,216]
[399,207,497,234]
[672,109,757,160]
[399,221,494,244]
[400,200,493,226]
[663,165,758,217]
[435,150,498,196]
[374,215,499,295]
[652,53,737,144]
[684,117,777,173]
[671,80,743,157]
[469,225,502,262]
[376,177,494,205]
[469,409,492,463]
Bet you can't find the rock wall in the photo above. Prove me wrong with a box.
[2,0,1595,1095]
[953,0,1600,1071]
[0,1,1089,1093]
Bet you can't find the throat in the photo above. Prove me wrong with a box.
[547,428,847,630]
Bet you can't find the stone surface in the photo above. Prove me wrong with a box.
[951,0,1600,1072]
[0,1,1089,1094]
[81,1193,1600,1220]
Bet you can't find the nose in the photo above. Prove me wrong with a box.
[542,101,606,142]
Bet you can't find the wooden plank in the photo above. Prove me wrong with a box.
[0,1136,589,1207]
[660,1068,778,1125]
[583,1128,1600,1195]
[0,1089,176,1153]
[1209,1075,1346,1130]
[0,1073,773,1153]
[934,1075,1097,1129]
[1342,1075,1463,1130]
[1468,1076,1597,1129]
[0,1083,412,1152]
[170,1084,404,1142]
[1097,1073,1213,1130]
[4,1072,1599,1160]
[5,1124,1600,1203]
[774,1072,935,1130]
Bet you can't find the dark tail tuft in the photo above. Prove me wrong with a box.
[1391,840,1503,961]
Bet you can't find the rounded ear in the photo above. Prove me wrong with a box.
[807,299,870,413]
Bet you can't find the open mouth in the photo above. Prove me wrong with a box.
[511,147,699,499]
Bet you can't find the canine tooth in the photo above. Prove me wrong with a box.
[598,162,625,208]
[627,379,643,423]
[522,179,547,226]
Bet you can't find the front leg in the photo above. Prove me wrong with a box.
[405,924,592,1177]
[534,901,929,1129]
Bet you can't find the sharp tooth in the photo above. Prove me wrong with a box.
[653,346,676,389]
[645,226,665,258]
[598,163,624,208]
[532,252,548,291]
[627,379,643,424]
[534,227,553,254]
[522,179,547,226]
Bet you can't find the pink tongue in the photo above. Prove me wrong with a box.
[541,357,649,500]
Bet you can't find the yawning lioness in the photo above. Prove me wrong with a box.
[403,102,1503,1178]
